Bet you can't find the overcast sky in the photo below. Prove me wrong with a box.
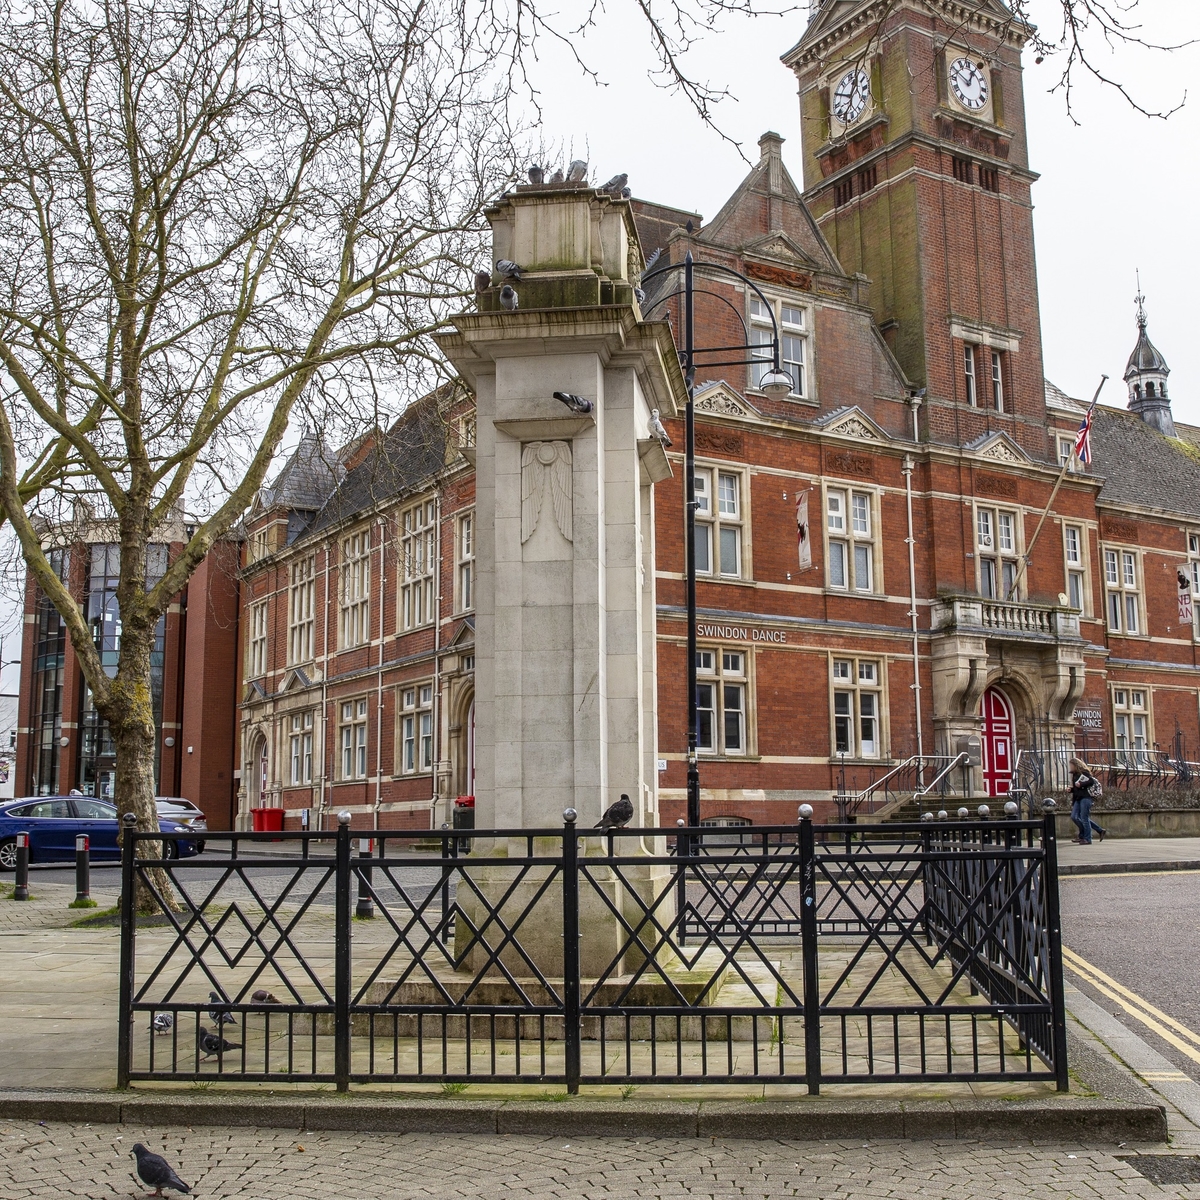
[525,0,1199,423]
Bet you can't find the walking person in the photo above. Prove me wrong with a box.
[1068,756,1106,844]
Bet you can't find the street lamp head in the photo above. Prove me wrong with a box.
[759,369,793,399]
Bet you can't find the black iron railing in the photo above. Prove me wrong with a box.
[117,808,1066,1093]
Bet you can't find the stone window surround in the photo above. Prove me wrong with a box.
[828,652,888,763]
[287,555,316,666]
[399,496,437,632]
[822,479,883,598]
[247,599,268,679]
[337,695,370,781]
[1102,543,1145,638]
[1110,683,1152,755]
[972,500,1025,602]
[693,459,753,583]
[288,709,315,787]
[745,289,816,405]
[396,681,434,776]
[1061,521,1092,619]
[456,510,475,615]
[339,526,372,650]
[695,644,757,759]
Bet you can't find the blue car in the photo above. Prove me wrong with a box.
[0,796,202,870]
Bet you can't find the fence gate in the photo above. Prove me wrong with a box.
[118,809,1067,1093]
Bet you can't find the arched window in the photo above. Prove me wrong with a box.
[1146,382,1155,398]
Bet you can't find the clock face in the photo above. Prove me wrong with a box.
[949,56,989,110]
[831,68,871,125]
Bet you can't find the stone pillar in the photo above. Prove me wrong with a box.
[434,184,684,976]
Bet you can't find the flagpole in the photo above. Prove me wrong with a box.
[1004,375,1107,602]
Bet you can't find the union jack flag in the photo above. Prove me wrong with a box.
[1074,400,1096,466]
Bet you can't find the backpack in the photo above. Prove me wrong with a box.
[1087,776,1103,800]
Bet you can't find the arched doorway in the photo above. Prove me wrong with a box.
[981,686,1015,796]
[465,700,475,797]
[249,734,268,805]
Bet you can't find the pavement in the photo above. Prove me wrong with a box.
[1057,836,1200,875]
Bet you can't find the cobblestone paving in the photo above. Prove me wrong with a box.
[0,1122,1194,1199]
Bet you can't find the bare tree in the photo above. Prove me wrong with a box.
[0,0,515,897]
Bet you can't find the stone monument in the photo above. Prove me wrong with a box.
[434,182,685,976]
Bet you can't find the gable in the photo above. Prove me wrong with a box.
[814,405,889,442]
[692,381,760,421]
[965,430,1029,464]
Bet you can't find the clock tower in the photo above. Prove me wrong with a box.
[783,0,1050,458]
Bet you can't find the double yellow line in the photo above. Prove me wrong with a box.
[1063,945,1200,1067]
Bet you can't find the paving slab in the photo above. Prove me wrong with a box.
[1058,836,1200,875]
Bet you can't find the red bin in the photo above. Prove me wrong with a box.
[251,807,285,833]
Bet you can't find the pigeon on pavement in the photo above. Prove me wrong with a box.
[198,1028,241,1059]
[131,1143,191,1196]
[208,992,236,1025]
[252,988,282,1004]
[552,391,593,415]
[595,794,634,830]
[151,1012,173,1035]
[499,284,518,311]
[648,409,672,446]
[495,259,522,279]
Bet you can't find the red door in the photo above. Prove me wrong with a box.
[982,686,1014,796]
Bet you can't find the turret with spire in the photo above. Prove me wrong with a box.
[1124,281,1174,437]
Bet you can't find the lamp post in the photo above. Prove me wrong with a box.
[642,250,793,828]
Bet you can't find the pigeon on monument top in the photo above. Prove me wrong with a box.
[566,159,588,182]
[595,794,635,830]
[131,1144,191,1197]
[198,1028,241,1059]
[527,164,544,185]
[600,172,628,194]
[499,284,519,311]
[553,391,593,415]
[495,259,522,279]
[549,168,564,184]
[474,269,492,295]
[648,409,671,447]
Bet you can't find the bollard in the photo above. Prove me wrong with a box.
[74,834,93,906]
[13,831,30,900]
[355,837,374,919]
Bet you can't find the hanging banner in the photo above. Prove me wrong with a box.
[797,489,812,571]
[1180,568,1194,624]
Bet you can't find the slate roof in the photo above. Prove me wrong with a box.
[307,398,446,535]
[258,433,343,513]
[1090,405,1200,519]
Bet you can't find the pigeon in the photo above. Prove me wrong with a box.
[595,794,634,830]
[648,408,672,447]
[208,991,236,1025]
[566,159,588,182]
[527,164,544,185]
[552,391,594,415]
[198,1027,241,1059]
[634,286,646,305]
[151,1012,173,1035]
[251,988,282,1004]
[549,168,564,184]
[474,269,492,294]
[600,172,628,194]
[499,284,518,311]
[495,259,522,279]
[131,1143,191,1196]
[643,247,662,273]
[621,187,632,199]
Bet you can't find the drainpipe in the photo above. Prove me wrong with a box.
[431,491,443,831]
[319,536,333,832]
[374,515,386,831]
[902,454,925,771]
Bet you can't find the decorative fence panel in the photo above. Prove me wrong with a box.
[118,809,1067,1093]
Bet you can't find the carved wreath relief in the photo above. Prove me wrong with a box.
[521,441,573,543]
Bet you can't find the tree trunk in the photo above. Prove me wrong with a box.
[105,621,180,915]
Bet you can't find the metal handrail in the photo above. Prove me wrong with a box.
[915,752,970,797]
[836,753,967,820]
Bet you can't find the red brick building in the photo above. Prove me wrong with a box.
[233,0,1200,832]
[15,522,242,827]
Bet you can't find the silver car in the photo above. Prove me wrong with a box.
[155,797,207,850]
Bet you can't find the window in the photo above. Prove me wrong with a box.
[979,166,999,193]
[457,512,475,613]
[990,350,1004,412]
[248,601,268,677]
[750,295,809,398]
[289,711,314,785]
[826,487,876,592]
[696,650,749,756]
[952,156,974,184]
[832,658,882,759]
[288,557,315,665]
[1058,436,1080,472]
[400,500,437,630]
[399,685,434,774]
[977,506,1019,600]
[339,699,369,780]
[340,531,371,648]
[1064,526,1086,613]
[249,528,271,563]
[834,178,854,207]
[693,467,745,578]
[963,345,977,406]
[1112,688,1149,759]
[1104,548,1141,634]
